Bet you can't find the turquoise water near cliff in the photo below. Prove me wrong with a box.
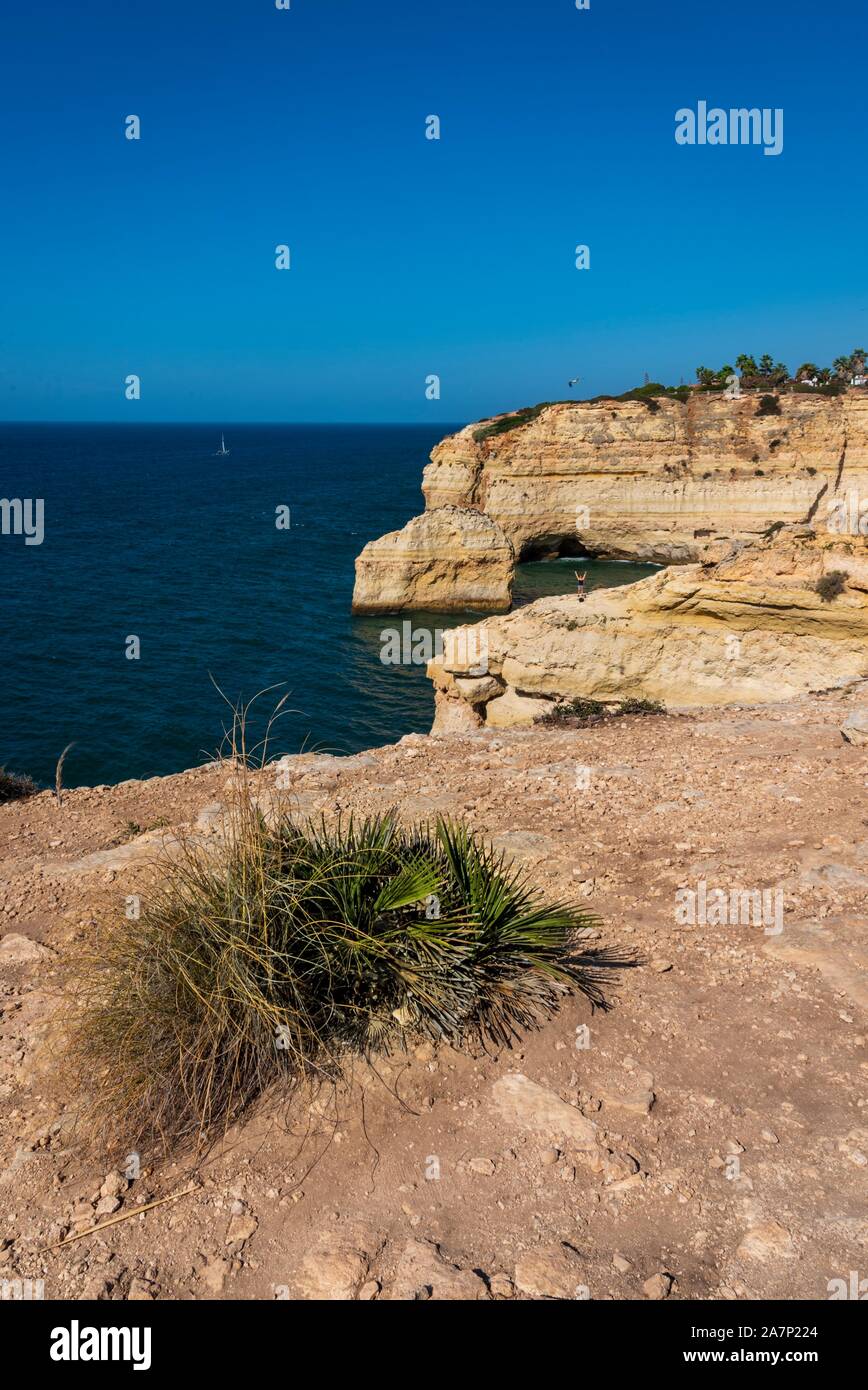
[0,424,656,787]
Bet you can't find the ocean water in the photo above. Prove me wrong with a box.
[0,424,656,788]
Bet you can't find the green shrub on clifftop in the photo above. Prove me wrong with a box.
[473,403,556,442]
[68,792,627,1151]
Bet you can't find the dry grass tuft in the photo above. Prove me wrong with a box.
[0,766,38,803]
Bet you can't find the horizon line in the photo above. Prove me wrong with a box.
[0,418,470,428]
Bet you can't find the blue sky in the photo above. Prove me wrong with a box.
[1,0,865,423]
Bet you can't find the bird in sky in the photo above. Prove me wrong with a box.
[568,377,580,387]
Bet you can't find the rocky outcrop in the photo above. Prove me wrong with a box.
[352,505,514,613]
[428,528,868,725]
[841,709,868,746]
[355,391,868,611]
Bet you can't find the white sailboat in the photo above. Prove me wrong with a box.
[215,432,230,456]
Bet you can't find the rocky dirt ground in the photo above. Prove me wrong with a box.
[2,682,867,1301]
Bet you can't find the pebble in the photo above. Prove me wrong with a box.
[468,1158,496,1176]
[100,1171,128,1200]
[643,1272,673,1300]
[225,1211,258,1246]
[127,1278,156,1301]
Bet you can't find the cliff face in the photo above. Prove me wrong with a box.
[352,391,868,612]
[422,393,868,568]
[428,528,868,726]
[352,505,514,613]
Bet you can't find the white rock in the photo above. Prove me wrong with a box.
[491,1073,598,1151]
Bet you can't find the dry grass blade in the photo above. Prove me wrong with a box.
[43,1185,198,1251]
[55,742,75,807]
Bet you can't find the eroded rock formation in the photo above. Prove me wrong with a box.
[352,505,514,613]
[353,391,868,612]
[428,528,868,726]
[425,393,868,563]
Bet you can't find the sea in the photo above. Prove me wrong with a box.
[0,424,656,788]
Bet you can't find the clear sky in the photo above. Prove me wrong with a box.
[1,0,865,424]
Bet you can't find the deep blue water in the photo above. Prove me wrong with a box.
[0,425,656,788]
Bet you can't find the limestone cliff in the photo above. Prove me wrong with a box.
[428,528,868,726]
[353,391,868,612]
[352,505,514,613]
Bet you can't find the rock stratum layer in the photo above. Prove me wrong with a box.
[429,528,868,727]
[353,392,868,611]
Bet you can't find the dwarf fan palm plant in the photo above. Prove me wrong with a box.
[68,800,627,1152]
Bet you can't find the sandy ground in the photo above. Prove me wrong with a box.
[1,683,867,1301]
